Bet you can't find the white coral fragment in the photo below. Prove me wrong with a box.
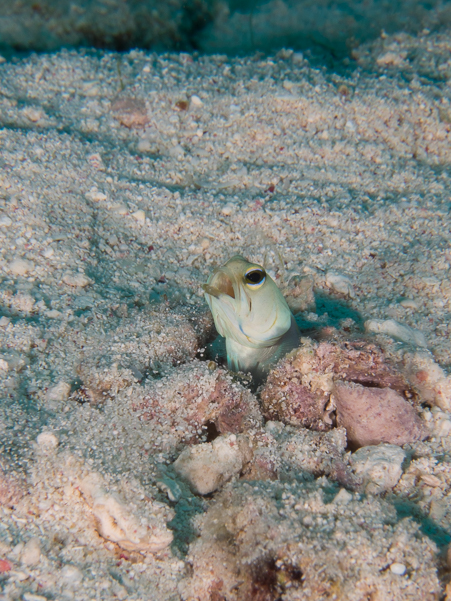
[173,434,251,495]
[325,272,355,297]
[364,318,427,347]
[350,444,406,494]
[432,410,451,438]
[404,350,451,411]
[79,473,173,552]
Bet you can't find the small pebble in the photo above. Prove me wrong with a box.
[23,594,48,601]
[22,107,45,123]
[137,137,152,152]
[61,565,84,585]
[85,187,107,202]
[62,273,90,287]
[0,215,12,227]
[390,563,407,575]
[111,97,149,128]
[43,247,54,258]
[8,259,34,276]
[221,204,234,216]
[190,95,203,107]
[3,354,26,371]
[13,570,28,581]
[175,99,189,111]
[325,272,355,298]
[132,209,146,222]
[47,381,71,402]
[422,276,440,286]
[333,488,353,504]
[400,299,419,310]
[377,52,405,67]
[88,153,105,170]
[168,144,184,158]
[36,432,59,449]
[83,83,100,97]
[21,537,41,566]
[111,204,129,215]
[0,316,10,326]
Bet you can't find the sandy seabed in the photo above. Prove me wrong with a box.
[0,28,451,601]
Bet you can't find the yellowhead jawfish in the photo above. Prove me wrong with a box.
[203,255,299,382]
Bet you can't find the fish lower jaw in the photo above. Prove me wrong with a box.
[225,338,282,383]
[226,339,262,373]
[225,315,300,383]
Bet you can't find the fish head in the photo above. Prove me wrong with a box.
[203,255,292,349]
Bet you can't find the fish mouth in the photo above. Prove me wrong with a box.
[201,284,221,298]
[202,271,235,299]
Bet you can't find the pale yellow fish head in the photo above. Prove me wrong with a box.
[203,255,292,349]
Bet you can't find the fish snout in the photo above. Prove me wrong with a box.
[203,271,235,299]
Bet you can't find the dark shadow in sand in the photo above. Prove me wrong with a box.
[295,290,364,337]
[390,496,451,549]
[157,466,205,558]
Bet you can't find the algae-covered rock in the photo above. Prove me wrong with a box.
[261,339,413,432]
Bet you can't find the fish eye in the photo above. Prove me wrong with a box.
[244,268,266,288]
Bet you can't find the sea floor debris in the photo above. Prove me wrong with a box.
[1,27,451,600]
